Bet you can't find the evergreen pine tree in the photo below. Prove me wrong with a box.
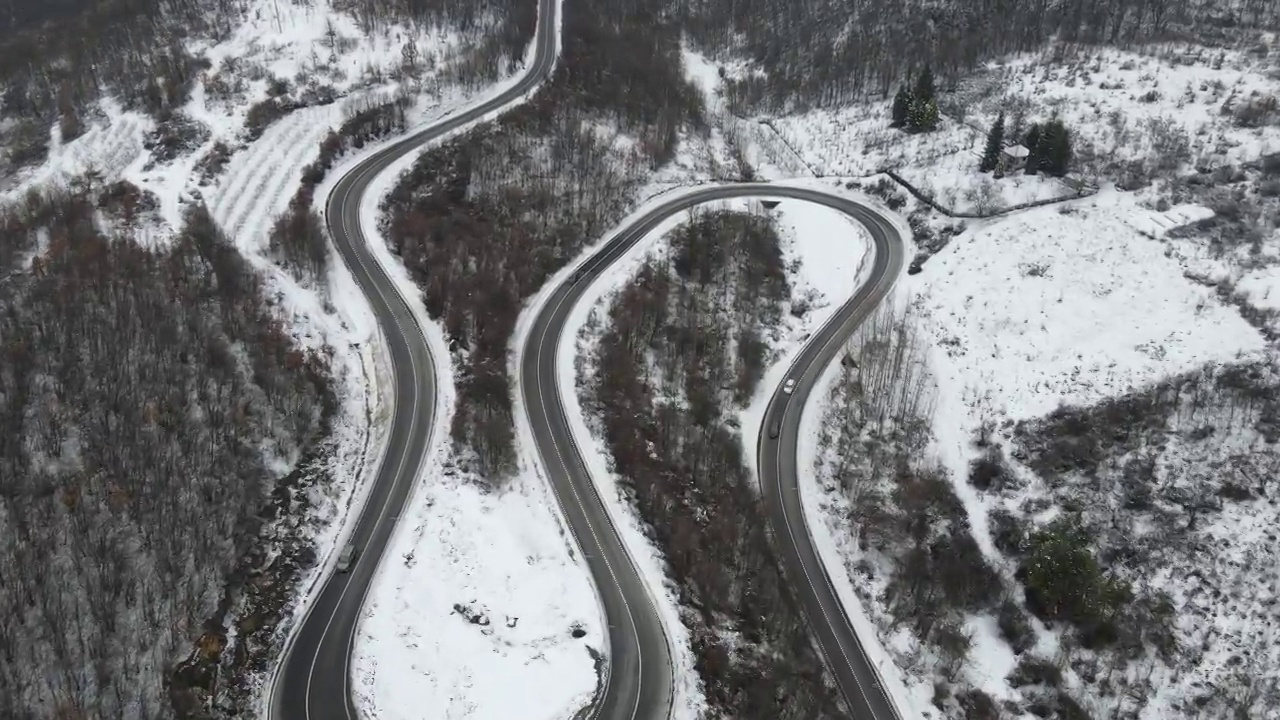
[1040,119,1072,176]
[1024,123,1042,175]
[914,65,936,104]
[910,97,939,133]
[979,113,1005,173]
[896,66,940,134]
[891,84,912,128]
[1057,124,1073,176]
[1037,121,1058,175]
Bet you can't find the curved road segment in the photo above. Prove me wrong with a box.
[521,184,906,720]
[270,0,558,716]
[268,0,907,710]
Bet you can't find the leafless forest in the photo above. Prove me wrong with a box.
[381,0,702,478]
[817,302,1044,715]
[1002,363,1280,717]
[680,0,1280,112]
[0,192,330,719]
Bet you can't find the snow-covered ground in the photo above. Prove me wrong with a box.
[1237,265,1280,312]
[210,103,342,244]
[725,36,1280,717]
[7,0,480,229]
[761,42,1280,216]
[914,188,1265,423]
[682,47,816,180]
[983,45,1280,169]
[350,461,601,720]
[796,160,1272,718]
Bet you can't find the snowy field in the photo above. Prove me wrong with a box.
[209,103,343,246]
[763,42,1280,215]
[351,462,601,720]
[901,185,1277,717]
[913,188,1265,422]
[793,138,1274,719]
[1237,265,1280,312]
[982,44,1280,169]
[726,36,1280,717]
[894,149,1073,215]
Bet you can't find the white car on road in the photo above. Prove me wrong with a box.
[783,378,796,394]
[336,543,358,573]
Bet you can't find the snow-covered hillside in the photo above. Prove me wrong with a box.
[916,188,1264,422]
[763,42,1280,216]
[752,37,1280,720]
[0,0,599,714]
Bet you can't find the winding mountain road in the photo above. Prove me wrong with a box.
[755,193,907,720]
[267,0,908,713]
[269,0,558,716]
[522,184,907,720]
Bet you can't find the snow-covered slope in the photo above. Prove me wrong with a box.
[0,0,596,714]
[915,188,1264,422]
[788,122,1279,720]
[706,35,1280,719]
[764,43,1280,215]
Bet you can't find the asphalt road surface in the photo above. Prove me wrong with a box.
[264,0,905,708]
[521,183,906,720]
[269,0,558,717]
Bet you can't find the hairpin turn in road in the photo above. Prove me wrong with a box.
[521,183,907,720]
[268,0,908,711]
